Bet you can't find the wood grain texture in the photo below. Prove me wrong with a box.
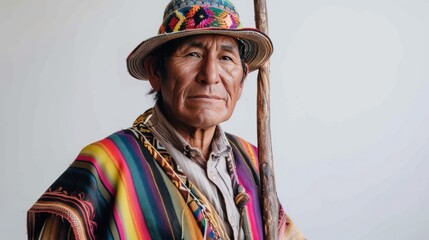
[253,0,279,239]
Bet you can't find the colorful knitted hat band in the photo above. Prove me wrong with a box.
[159,6,241,34]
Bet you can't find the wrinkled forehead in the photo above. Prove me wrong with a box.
[172,34,240,51]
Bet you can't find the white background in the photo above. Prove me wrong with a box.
[1,0,428,239]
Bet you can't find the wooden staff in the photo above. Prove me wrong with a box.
[253,0,278,239]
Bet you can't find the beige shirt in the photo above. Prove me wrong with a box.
[146,103,241,239]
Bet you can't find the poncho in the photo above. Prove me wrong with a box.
[28,109,304,239]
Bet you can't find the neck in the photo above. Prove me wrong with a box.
[177,126,216,160]
[158,103,216,160]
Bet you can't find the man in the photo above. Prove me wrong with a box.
[27,0,304,239]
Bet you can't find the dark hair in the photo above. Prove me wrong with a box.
[146,36,247,100]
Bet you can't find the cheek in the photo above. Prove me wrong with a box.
[235,82,244,100]
[161,70,193,104]
[224,69,244,101]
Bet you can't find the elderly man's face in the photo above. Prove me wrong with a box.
[150,35,247,131]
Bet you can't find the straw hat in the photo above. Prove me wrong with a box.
[127,0,273,80]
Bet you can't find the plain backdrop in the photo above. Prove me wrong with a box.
[1,0,428,239]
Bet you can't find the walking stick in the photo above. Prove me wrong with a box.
[253,0,278,239]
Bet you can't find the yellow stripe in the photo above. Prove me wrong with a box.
[81,142,140,239]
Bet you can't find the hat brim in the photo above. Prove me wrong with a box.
[126,28,273,80]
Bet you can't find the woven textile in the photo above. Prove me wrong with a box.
[159,5,241,34]
[27,109,303,239]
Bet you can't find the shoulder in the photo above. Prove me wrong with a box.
[78,129,139,158]
[225,132,258,152]
[225,132,259,170]
[70,129,148,182]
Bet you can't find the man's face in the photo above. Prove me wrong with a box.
[153,34,247,132]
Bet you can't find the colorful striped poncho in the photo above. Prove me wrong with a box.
[27,111,304,240]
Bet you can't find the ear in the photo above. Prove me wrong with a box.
[144,55,161,91]
[240,63,249,86]
[243,63,249,81]
[237,63,249,99]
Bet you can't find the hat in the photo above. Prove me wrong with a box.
[127,0,273,80]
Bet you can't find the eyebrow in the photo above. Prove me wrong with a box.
[220,44,237,52]
[185,41,238,52]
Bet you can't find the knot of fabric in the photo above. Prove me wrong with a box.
[234,190,249,211]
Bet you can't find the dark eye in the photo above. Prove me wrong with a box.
[220,55,233,61]
[187,52,201,58]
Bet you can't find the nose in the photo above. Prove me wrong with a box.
[197,55,220,85]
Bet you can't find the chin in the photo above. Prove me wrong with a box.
[184,113,222,127]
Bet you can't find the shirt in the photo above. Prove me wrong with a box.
[146,103,242,239]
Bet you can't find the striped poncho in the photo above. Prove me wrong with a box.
[27,111,304,239]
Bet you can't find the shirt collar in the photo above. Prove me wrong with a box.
[149,102,231,159]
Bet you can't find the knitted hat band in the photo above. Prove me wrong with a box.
[159,6,241,34]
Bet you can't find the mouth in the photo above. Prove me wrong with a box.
[188,94,224,100]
